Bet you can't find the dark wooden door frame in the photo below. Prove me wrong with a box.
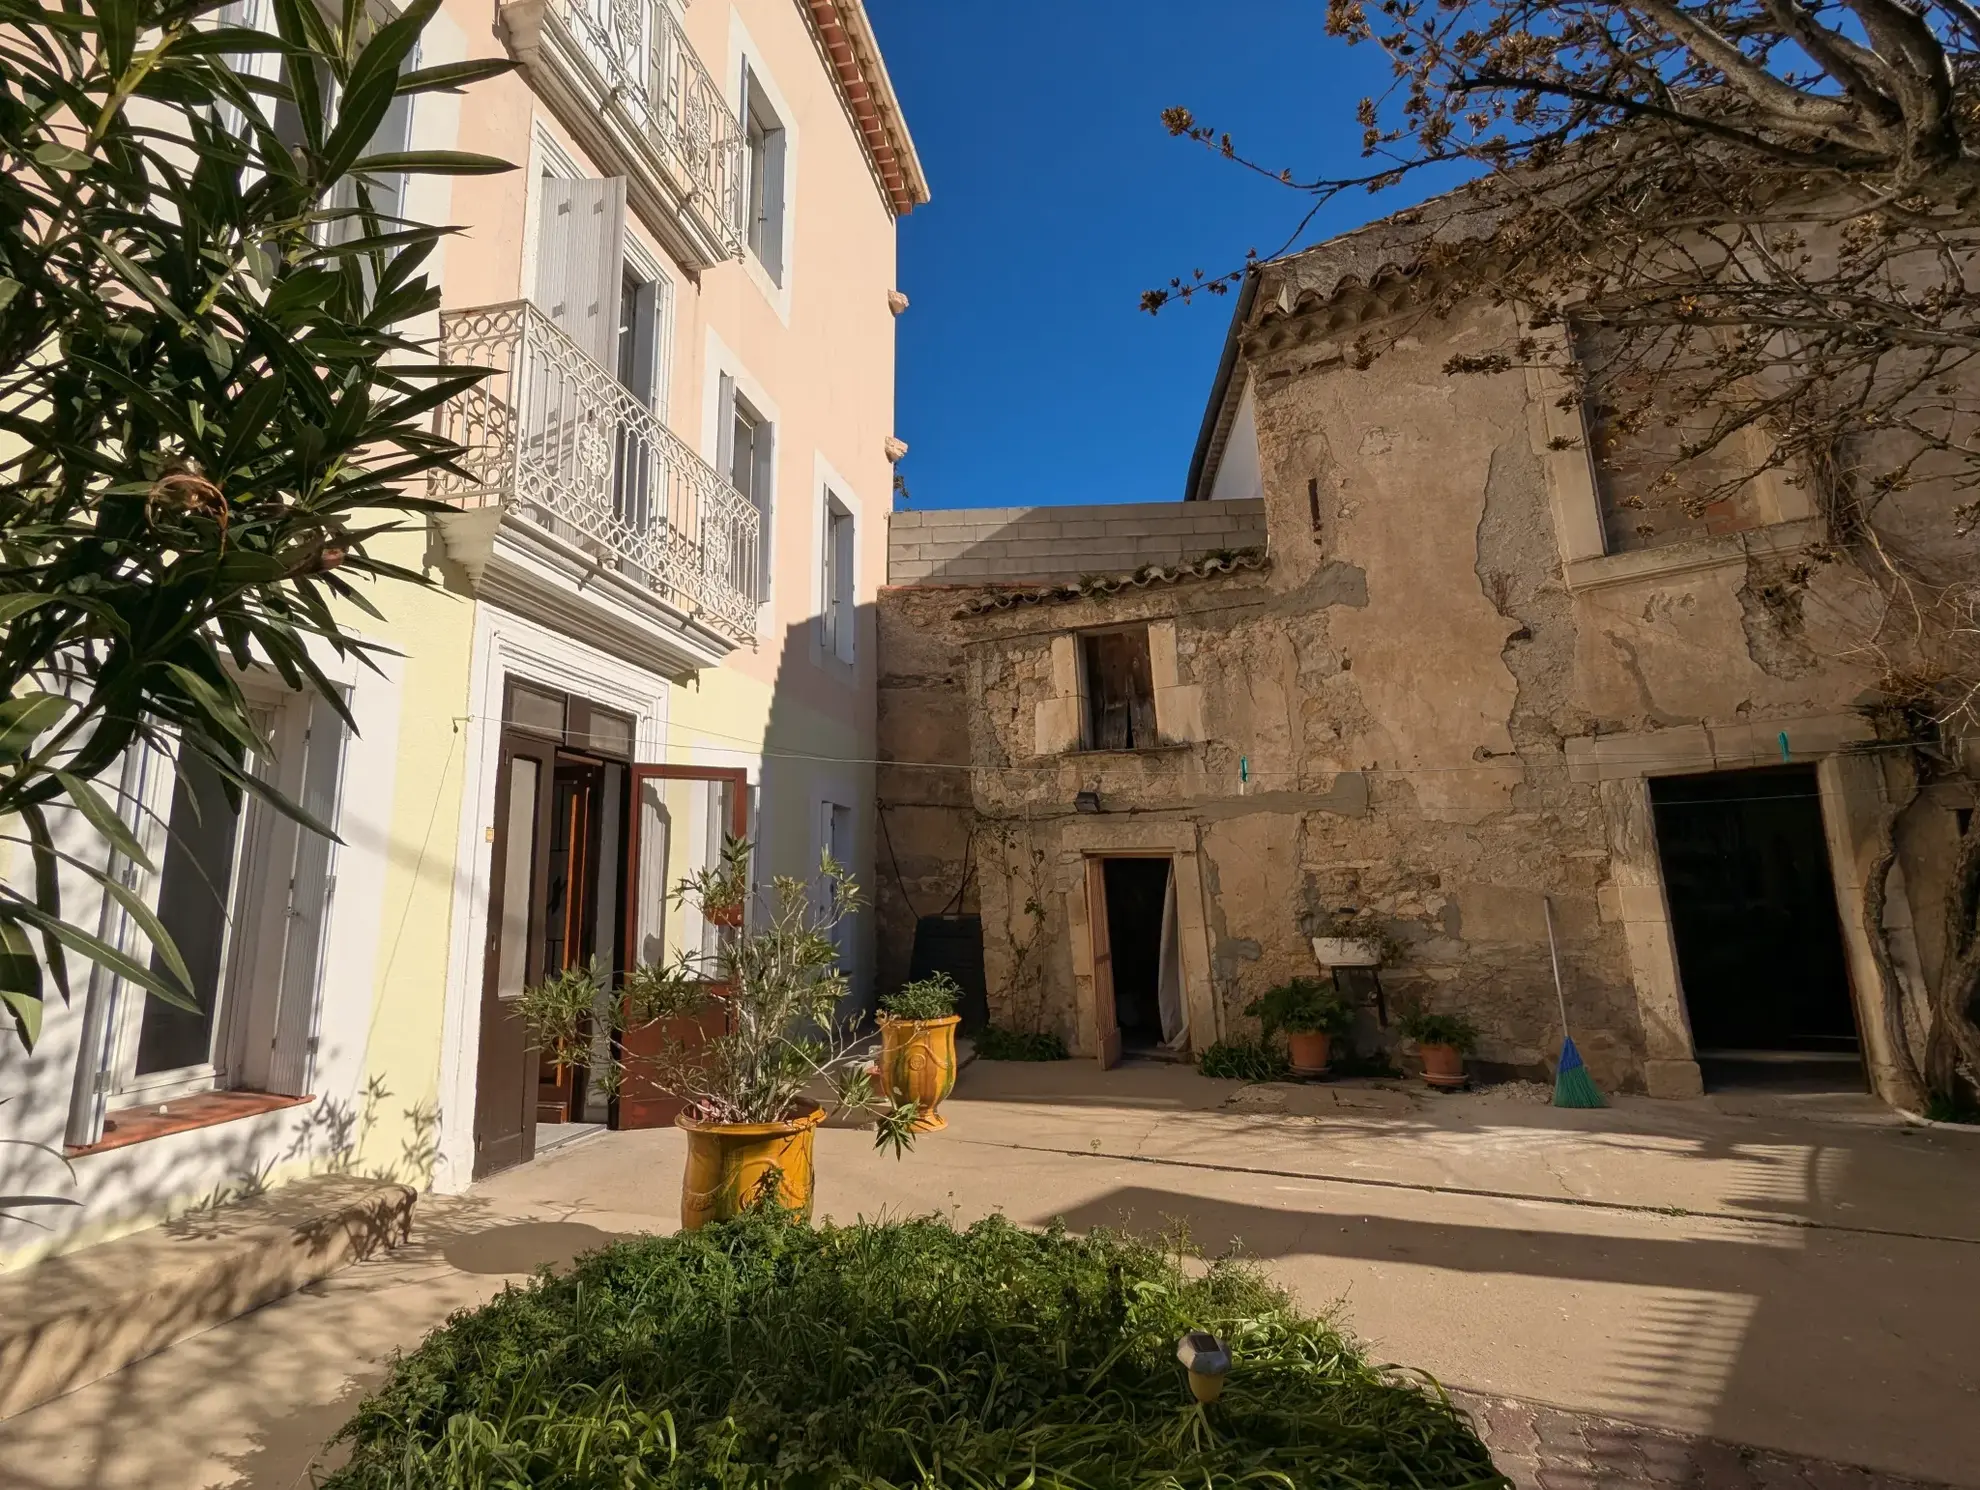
[613,765,750,1128]
[471,729,557,1179]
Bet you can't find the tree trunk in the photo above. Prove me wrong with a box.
[1930,808,1980,1105]
[1864,754,1927,1103]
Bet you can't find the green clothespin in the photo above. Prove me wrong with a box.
[1779,731,1791,762]
[1239,755,1250,793]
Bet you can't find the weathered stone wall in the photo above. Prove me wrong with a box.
[875,296,1973,1099]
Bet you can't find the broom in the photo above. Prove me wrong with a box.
[1544,895,1606,1109]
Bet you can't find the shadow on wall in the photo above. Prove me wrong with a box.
[0,1073,444,1270]
[743,603,884,1023]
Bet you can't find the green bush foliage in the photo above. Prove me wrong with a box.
[1396,1010,1480,1053]
[329,1214,1503,1490]
[878,971,962,1022]
[1198,1038,1293,1082]
[1247,976,1355,1037]
[973,1026,1069,1061]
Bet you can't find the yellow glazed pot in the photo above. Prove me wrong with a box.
[676,1106,824,1230]
[878,1014,961,1131]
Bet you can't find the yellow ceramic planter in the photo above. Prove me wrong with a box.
[879,1014,960,1131]
[676,1106,824,1230]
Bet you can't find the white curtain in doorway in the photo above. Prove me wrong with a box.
[1156,867,1187,1050]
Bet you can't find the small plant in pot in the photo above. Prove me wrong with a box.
[527,845,918,1229]
[677,832,753,927]
[1396,1009,1479,1090]
[1246,977,1354,1077]
[876,972,963,1131]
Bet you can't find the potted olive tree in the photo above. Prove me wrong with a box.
[1397,1010,1479,1090]
[876,972,963,1130]
[1247,977,1354,1076]
[516,845,918,1229]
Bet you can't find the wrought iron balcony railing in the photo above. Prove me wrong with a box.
[435,300,760,644]
[501,0,745,268]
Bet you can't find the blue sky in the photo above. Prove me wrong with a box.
[864,1,1415,511]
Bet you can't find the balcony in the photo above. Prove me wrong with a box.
[498,0,744,270]
[433,300,760,655]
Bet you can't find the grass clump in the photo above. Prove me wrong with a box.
[328,1214,1503,1490]
[973,1025,1069,1061]
[1199,1037,1293,1082]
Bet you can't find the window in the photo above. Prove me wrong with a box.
[740,64,788,284]
[821,801,854,967]
[1081,628,1157,751]
[1574,319,1764,554]
[616,266,661,408]
[819,493,855,665]
[718,375,774,601]
[77,689,348,1135]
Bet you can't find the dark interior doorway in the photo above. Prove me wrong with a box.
[1649,765,1865,1093]
[1102,858,1171,1051]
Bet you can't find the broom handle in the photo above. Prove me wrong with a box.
[1543,895,1571,1033]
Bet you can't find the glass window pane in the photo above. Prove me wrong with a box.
[496,757,541,1000]
[507,681,565,739]
[134,748,244,1075]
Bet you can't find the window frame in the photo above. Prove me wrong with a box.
[818,490,856,667]
[102,691,307,1107]
[739,61,788,286]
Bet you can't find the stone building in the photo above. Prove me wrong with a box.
[876,225,1977,1107]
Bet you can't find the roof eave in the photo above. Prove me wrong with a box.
[801,0,931,217]
[1183,269,1260,502]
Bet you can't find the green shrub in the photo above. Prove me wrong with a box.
[974,1025,1069,1061]
[1198,1038,1293,1082]
[1247,976,1355,1037]
[328,1214,1502,1490]
[1924,1090,1980,1124]
[1396,1010,1480,1053]
[878,971,962,1021]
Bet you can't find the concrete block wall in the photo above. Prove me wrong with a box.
[887,500,1267,585]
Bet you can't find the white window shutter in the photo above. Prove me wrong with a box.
[834,510,856,663]
[264,695,349,1097]
[753,419,775,599]
[760,131,787,284]
[716,372,736,478]
[533,176,626,368]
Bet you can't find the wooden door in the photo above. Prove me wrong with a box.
[615,765,750,1128]
[537,760,602,1123]
[1087,857,1122,1069]
[473,732,557,1178]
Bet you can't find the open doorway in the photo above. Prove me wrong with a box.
[1649,765,1866,1093]
[1086,856,1187,1064]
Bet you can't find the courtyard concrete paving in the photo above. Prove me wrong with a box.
[1,1060,1975,1490]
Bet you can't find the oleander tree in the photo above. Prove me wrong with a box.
[0,0,511,1054]
[1152,0,1980,1108]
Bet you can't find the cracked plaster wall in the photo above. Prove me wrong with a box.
[876,300,1968,1095]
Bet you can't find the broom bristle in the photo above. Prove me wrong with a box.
[1552,1036,1607,1109]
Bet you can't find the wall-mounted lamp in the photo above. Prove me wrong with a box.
[1074,791,1101,814]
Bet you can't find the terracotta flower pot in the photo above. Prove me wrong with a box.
[705,901,745,928]
[676,1106,824,1230]
[1286,1030,1333,1076]
[1419,1042,1467,1089]
[879,1014,961,1130]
